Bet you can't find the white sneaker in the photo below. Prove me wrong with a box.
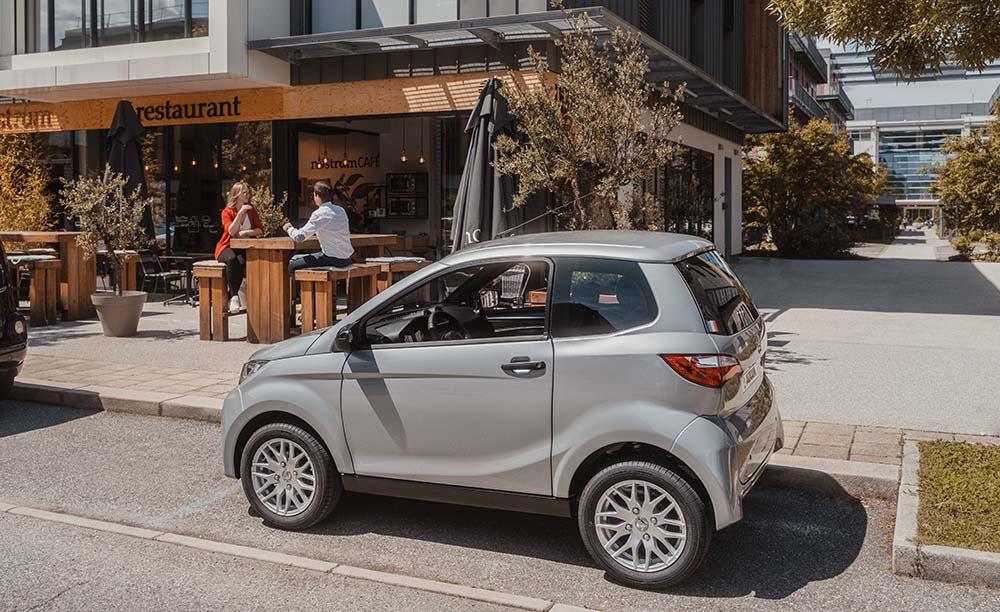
[229,295,241,313]
[238,281,248,313]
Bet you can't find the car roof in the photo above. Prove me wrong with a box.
[441,231,715,266]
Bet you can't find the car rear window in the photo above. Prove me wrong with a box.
[551,257,657,338]
[676,250,759,335]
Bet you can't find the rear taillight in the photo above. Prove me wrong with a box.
[660,354,741,388]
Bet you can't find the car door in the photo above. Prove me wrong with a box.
[340,258,554,496]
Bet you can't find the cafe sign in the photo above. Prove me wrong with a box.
[0,71,543,135]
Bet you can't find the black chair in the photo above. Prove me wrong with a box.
[139,250,184,295]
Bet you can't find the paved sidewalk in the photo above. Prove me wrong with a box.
[20,354,239,400]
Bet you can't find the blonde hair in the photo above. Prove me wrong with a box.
[227,181,250,208]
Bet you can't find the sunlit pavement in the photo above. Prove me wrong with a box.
[735,229,1000,436]
[1,402,997,611]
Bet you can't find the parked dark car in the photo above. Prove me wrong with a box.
[0,242,28,397]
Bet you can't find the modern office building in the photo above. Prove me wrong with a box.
[830,50,1000,226]
[0,1,788,258]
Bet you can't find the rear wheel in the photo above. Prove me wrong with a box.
[577,461,712,589]
[240,422,341,530]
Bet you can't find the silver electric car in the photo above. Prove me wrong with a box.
[222,231,782,589]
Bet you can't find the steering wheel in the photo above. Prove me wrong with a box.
[426,306,471,341]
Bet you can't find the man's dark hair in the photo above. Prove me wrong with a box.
[313,181,334,202]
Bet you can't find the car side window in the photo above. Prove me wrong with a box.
[363,260,550,346]
[551,258,657,338]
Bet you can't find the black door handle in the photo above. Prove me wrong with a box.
[501,360,546,377]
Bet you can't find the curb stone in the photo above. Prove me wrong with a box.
[11,380,222,423]
[762,454,899,500]
[892,439,1000,589]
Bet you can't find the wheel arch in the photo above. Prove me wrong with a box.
[233,411,335,478]
[566,442,713,519]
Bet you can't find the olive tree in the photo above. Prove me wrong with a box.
[493,4,683,230]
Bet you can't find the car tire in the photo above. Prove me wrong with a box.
[240,422,341,531]
[577,460,712,589]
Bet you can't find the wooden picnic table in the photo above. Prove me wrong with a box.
[230,234,398,344]
[0,231,97,320]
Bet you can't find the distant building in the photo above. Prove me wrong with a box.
[816,49,855,133]
[788,32,828,124]
[829,51,1000,228]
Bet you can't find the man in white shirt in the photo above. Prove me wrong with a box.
[283,181,355,277]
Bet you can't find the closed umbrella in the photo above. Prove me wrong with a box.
[450,77,519,252]
[106,100,155,241]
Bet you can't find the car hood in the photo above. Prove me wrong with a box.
[248,328,326,362]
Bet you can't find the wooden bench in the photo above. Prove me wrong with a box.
[372,259,432,293]
[193,261,243,341]
[295,263,381,333]
[12,257,61,327]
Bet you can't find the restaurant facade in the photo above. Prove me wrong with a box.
[0,1,788,258]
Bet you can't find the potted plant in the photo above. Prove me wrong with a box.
[248,184,289,237]
[60,167,153,337]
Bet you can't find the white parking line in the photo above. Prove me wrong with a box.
[0,501,601,612]
[142,482,242,527]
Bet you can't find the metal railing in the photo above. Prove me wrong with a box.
[815,83,856,119]
[789,78,826,120]
[788,31,828,80]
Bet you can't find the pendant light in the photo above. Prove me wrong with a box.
[400,119,408,163]
[342,131,349,167]
[322,135,330,166]
[316,134,323,168]
[418,117,426,165]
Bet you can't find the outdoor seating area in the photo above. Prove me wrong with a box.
[2,228,432,345]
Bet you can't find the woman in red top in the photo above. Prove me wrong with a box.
[215,181,263,312]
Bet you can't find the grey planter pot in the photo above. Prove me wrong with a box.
[92,291,147,337]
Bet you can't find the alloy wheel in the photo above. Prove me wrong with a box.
[593,479,687,573]
[250,438,316,517]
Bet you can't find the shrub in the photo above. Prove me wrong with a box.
[967,229,985,243]
[982,231,1000,255]
[773,221,855,259]
[952,236,974,257]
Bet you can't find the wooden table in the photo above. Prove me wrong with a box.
[230,234,398,344]
[0,232,96,320]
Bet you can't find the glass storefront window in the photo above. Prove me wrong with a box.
[659,145,714,242]
[313,0,357,32]
[361,0,409,28]
[415,0,458,24]
[312,1,552,32]
[18,0,207,54]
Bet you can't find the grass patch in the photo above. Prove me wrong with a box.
[917,440,1000,553]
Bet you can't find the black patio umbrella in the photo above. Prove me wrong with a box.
[450,77,519,252]
[106,100,155,241]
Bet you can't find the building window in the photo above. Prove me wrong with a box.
[19,0,207,54]
[658,144,714,242]
[312,0,550,33]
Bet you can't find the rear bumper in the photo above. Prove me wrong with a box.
[671,375,781,529]
[0,342,26,378]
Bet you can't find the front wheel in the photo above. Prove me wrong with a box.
[239,422,341,530]
[577,461,712,589]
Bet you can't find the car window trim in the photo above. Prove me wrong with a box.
[357,256,555,349]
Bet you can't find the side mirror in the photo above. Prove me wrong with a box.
[334,324,359,352]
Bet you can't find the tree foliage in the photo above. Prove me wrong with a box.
[493,4,683,230]
[0,133,54,233]
[768,0,1000,79]
[249,184,289,237]
[743,117,886,258]
[935,107,1000,233]
[60,168,153,296]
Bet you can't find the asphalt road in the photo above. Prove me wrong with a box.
[735,229,1000,435]
[2,402,998,612]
